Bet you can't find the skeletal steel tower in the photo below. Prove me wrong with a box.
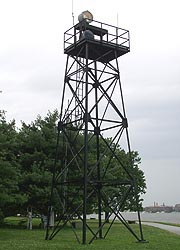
[46,11,145,244]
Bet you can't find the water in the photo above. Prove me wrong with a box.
[88,212,180,224]
[117,212,180,224]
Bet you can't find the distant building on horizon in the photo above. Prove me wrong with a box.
[144,202,174,213]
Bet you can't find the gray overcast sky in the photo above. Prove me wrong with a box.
[0,0,180,207]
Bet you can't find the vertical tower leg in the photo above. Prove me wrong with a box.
[82,43,89,244]
[94,60,102,239]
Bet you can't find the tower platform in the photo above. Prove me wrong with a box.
[64,20,130,63]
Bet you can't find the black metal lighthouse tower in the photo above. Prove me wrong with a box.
[46,11,145,245]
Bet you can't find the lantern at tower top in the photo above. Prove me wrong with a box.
[78,10,93,23]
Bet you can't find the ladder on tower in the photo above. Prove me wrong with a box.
[74,57,84,127]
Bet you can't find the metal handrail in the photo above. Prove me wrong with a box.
[64,19,130,51]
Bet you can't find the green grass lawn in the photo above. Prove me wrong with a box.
[0,220,180,250]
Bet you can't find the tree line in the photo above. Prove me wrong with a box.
[0,110,146,222]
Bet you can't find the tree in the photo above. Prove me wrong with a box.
[17,110,59,216]
[0,110,146,221]
[85,136,146,214]
[101,148,146,213]
[0,111,26,220]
